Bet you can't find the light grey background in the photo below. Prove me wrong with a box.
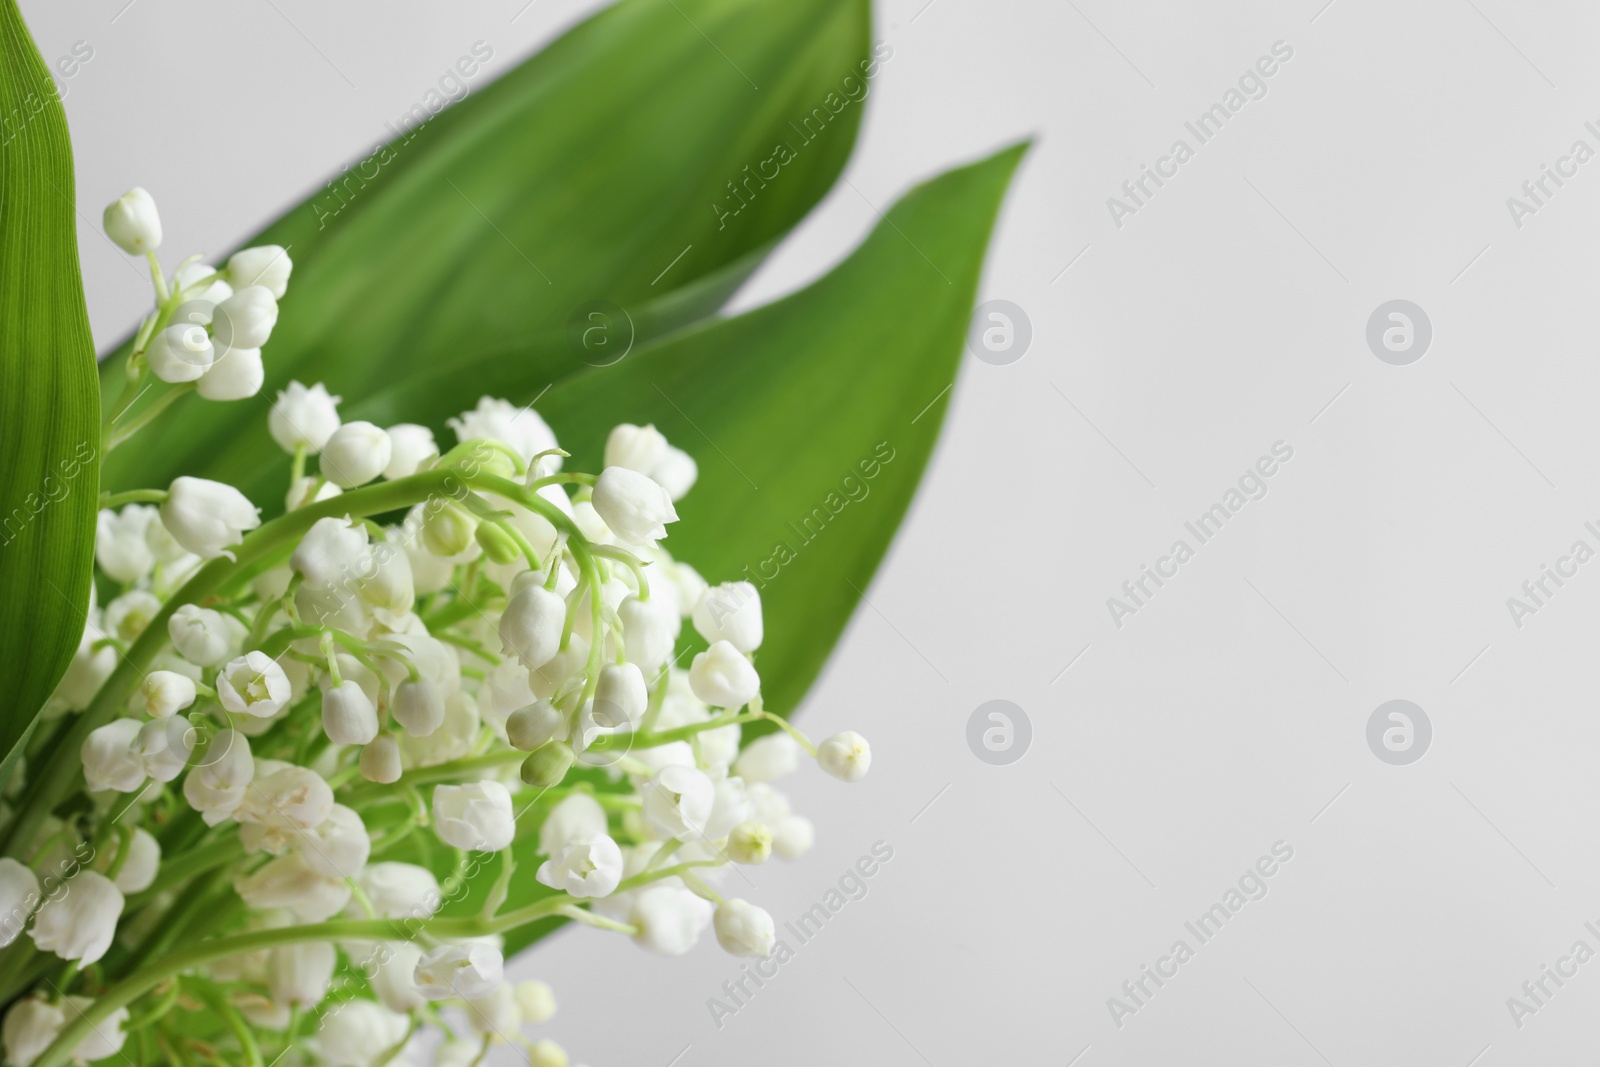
[23,0,1600,1063]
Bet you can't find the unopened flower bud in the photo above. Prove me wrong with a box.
[816,730,871,782]
[514,980,556,1024]
[618,594,677,673]
[692,581,763,652]
[211,285,278,351]
[527,1040,569,1067]
[322,679,379,746]
[498,584,565,671]
[321,421,391,488]
[226,245,293,298]
[103,187,161,253]
[270,381,342,454]
[392,678,445,737]
[269,941,335,1006]
[604,423,667,474]
[713,898,776,957]
[506,700,562,752]
[384,423,438,479]
[291,515,370,588]
[520,740,574,789]
[476,521,522,565]
[422,502,477,557]
[140,670,196,718]
[360,734,402,784]
[145,323,215,383]
[161,477,260,560]
[629,885,712,956]
[196,345,263,400]
[771,814,814,860]
[81,719,145,793]
[688,640,760,709]
[593,662,646,729]
[727,822,772,865]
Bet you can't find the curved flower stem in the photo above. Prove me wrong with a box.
[98,488,169,509]
[107,383,196,450]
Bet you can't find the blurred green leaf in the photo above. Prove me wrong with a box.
[497,143,1027,954]
[0,1,99,778]
[101,0,875,507]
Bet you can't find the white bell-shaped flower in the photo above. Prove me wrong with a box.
[592,466,678,548]
[136,716,195,783]
[145,322,215,383]
[370,941,426,1013]
[603,423,667,474]
[111,828,160,894]
[594,662,646,729]
[383,423,438,479]
[102,187,161,253]
[642,765,713,842]
[161,476,261,559]
[466,982,521,1040]
[3,995,129,1067]
[140,670,196,718]
[629,884,713,956]
[688,640,759,708]
[0,859,40,948]
[312,998,409,1066]
[771,814,814,860]
[212,285,278,350]
[270,381,342,454]
[734,733,800,783]
[692,581,763,652]
[447,396,557,465]
[391,678,445,737]
[515,980,556,1024]
[292,516,370,588]
[322,679,379,746]
[433,781,515,852]
[360,734,402,784]
[103,590,161,643]
[713,898,776,957]
[321,421,392,488]
[95,505,156,584]
[269,940,335,1006]
[234,852,349,922]
[498,583,565,671]
[30,870,123,964]
[538,793,606,858]
[535,833,623,899]
[196,345,263,400]
[168,603,234,666]
[617,594,677,673]
[81,719,146,794]
[650,445,698,501]
[414,940,503,1000]
[217,651,292,717]
[226,245,293,298]
[357,862,441,919]
[239,764,333,830]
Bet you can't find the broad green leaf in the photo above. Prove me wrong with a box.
[100,0,874,507]
[0,0,99,776]
[493,143,1028,953]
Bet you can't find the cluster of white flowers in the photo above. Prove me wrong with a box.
[0,189,871,1067]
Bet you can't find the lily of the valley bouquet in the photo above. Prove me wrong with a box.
[0,189,872,1067]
